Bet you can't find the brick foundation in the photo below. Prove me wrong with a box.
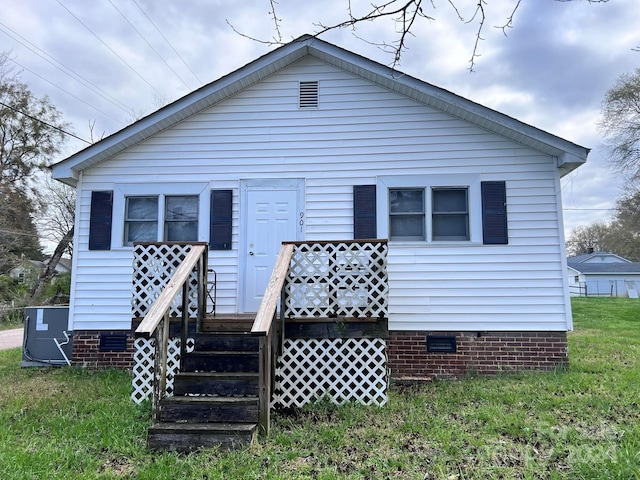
[71,330,135,369]
[387,331,568,379]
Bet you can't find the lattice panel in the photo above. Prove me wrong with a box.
[131,337,194,404]
[273,338,388,407]
[285,242,388,318]
[131,244,199,318]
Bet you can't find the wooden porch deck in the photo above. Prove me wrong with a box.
[133,240,389,452]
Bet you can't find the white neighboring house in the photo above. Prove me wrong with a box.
[9,257,72,287]
[567,251,640,297]
[51,35,589,377]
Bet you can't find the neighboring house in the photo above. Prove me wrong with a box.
[567,251,640,297]
[51,35,589,378]
[8,257,72,288]
[9,260,43,286]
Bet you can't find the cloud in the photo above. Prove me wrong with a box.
[3,0,639,240]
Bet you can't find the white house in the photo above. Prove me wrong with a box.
[9,257,71,287]
[51,35,588,378]
[568,251,640,297]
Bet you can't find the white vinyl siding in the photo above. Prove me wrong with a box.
[70,57,570,332]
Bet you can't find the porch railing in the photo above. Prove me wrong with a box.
[134,243,207,422]
[251,239,388,434]
[132,240,388,434]
[250,243,294,435]
[283,240,388,319]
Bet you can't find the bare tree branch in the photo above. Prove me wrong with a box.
[466,1,487,72]
[495,0,521,36]
[229,0,613,71]
[269,0,283,44]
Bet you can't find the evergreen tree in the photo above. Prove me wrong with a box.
[0,53,67,273]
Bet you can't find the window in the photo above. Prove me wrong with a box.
[389,189,425,241]
[431,188,469,241]
[165,196,198,241]
[123,195,198,245]
[124,196,158,245]
[376,176,503,245]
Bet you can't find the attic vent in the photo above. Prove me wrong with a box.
[299,81,319,108]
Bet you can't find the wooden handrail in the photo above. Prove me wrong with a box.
[135,245,206,336]
[251,243,294,336]
[251,242,293,437]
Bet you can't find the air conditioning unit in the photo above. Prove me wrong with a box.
[21,307,73,367]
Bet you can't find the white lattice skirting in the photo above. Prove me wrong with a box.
[132,337,388,407]
[131,337,194,404]
[273,338,389,407]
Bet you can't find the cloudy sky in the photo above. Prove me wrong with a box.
[2,0,639,236]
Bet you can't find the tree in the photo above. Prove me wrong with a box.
[0,184,43,273]
[608,188,640,261]
[566,222,615,257]
[0,52,67,273]
[232,0,611,70]
[0,54,67,189]
[37,175,76,258]
[567,188,640,261]
[599,68,640,181]
[30,175,76,301]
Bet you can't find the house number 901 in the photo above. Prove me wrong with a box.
[299,212,304,232]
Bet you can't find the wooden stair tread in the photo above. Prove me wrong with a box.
[176,371,258,378]
[161,396,257,405]
[149,422,257,433]
[201,315,256,333]
[147,422,257,451]
[187,350,258,355]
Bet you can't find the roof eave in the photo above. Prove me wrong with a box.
[52,38,312,182]
[52,34,590,181]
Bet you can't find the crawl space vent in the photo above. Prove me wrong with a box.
[299,81,319,108]
[426,335,457,353]
[100,332,128,352]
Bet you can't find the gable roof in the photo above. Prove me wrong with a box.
[567,252,632,265]
[51,34,589,186]
[569,263,640,275]
[568,252,640,274]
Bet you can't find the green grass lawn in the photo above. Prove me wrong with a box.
[0,298,639,479]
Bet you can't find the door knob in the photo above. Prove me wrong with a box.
[249,251,254,256]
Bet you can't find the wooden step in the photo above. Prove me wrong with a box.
[201,314,255,333]
[148,422,256,452]
[182,351,259,373]
[173,371,259,396]
[159,396,259,423]
[192,333,259,352]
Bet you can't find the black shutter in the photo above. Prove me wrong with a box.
[210,190,232,250]
[481,181,508,245]
[353,185,377,239]
[89,191,113,250]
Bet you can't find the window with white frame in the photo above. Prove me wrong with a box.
[124,195,198,245]
[164,196,198,241]
[381,174,480,243]
[124,196,158,245]
[378,175,507,245]
[389,188,425,241]
[431,187,469,241]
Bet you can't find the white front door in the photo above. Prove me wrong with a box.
[243,188,299,312]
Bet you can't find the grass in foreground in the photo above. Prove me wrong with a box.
[0,297,639,479]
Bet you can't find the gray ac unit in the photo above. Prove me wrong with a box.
[21,307,73,367]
